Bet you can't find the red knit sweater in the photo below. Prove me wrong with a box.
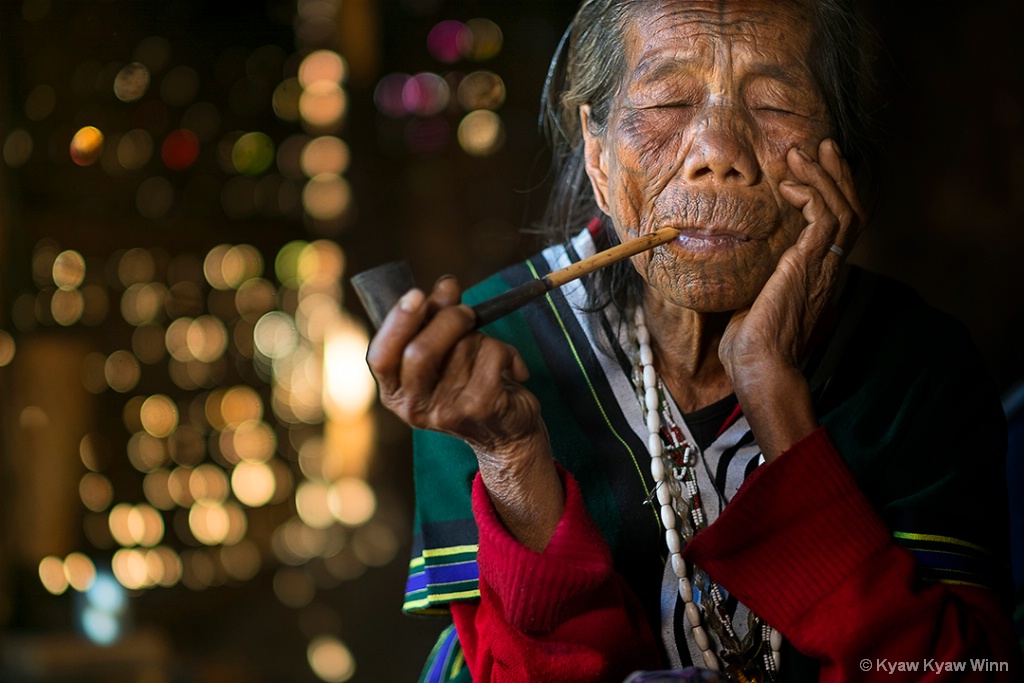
[451,427,1021,682]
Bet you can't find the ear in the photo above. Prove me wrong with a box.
[580,104,611,216]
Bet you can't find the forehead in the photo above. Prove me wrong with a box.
[622,0,816,74]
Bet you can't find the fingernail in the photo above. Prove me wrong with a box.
[399,288,425,312]
[435,274,456,286]
[795,147,812,160]
[829,139,844,158]
[780,180,798,188]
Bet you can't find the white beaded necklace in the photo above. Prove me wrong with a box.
[632,306,782,681]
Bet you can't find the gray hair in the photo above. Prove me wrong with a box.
[539,0,879,312]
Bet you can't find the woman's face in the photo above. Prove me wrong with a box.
[582,0,832,312]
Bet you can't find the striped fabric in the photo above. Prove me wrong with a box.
[892,531,1002,590]
[417,624,470,683]
[405,544,480,615]
[405,228,1015,682]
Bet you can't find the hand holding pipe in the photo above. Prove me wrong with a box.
[350,227,682,330]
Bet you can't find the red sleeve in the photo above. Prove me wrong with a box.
[683,426,1022,681]
[451,465,663,683]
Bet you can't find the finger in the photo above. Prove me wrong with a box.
[427,275,462,312]
[778,180,839,256]
[783,146,859,253]
[816,139,865,239]
[451,338,529,426]
[366,287,428,389]
[787,147,857,230]
[399,303,478,401]
[507,346,530,384]
[424,335,528,436]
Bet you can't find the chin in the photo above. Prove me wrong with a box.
[647,262,771,313]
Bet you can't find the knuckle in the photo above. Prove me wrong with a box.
[480,336,511,360]
[461,398,492,423]
[399,403,431,430]
[430,404,467,433]
[365,346,385,373]
[401,340,431,368]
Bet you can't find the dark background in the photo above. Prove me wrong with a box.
[0,1,1021,682]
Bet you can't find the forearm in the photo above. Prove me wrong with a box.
[473,427,564,552]
[455,468,662,682]
[732,362,818,462]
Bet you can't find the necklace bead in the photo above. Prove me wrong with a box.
[665,528,683,554]
[648,433,664,457]
[671,553,687,577]
[661,504,677,530]
[677,575,693,602]
[657,482,673,506]
[651,455,667,482]
[645,386,660,412]
[692,624,710,651]
[646,410,661,435]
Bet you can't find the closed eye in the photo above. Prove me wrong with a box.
[752,106,804,117]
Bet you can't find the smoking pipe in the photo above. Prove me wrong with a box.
[350,227,681,330]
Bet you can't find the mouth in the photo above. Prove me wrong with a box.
[670,227,751,254]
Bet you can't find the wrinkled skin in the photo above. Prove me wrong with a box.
[584,0,838,311]
[582,0,864,421]
[367,0,864,551]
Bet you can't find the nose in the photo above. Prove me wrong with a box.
[682,101,759,185]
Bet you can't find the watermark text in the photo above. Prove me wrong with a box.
[860,658,1010,674]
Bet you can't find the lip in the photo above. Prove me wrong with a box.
[670,227,751,254]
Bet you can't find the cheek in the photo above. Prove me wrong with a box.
[612,108,695,191]
[617,109,691,169]
[606,110,693,228]
[753,117,830,247]
[752,114,829,180]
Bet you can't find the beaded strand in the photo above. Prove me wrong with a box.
[633,306,782,678]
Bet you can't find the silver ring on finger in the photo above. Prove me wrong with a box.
[828,243,845,258]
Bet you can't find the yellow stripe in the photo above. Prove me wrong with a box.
[429,589,481,602]
[929,566,977,577]
[525,260,660,532]
[404,604,450,615]
[409,556,425,570]
[422,544,479,558]
[892,531,991,555]
[403,597,433,610]
[450,650,465,679]
[933,578,988,590]
[402,587,483,612]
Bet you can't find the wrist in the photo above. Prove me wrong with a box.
[732,363,818,462]
[473,429,564,552]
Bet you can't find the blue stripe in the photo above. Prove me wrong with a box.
[406,561,481,604]
[906,547,989,575]
[426,626,458,683]
[425,561,479,585]
[405,570,427,594]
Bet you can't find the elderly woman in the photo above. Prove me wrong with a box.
[368,0,1019,681]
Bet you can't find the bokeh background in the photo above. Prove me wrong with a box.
[0,1,1020,682]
